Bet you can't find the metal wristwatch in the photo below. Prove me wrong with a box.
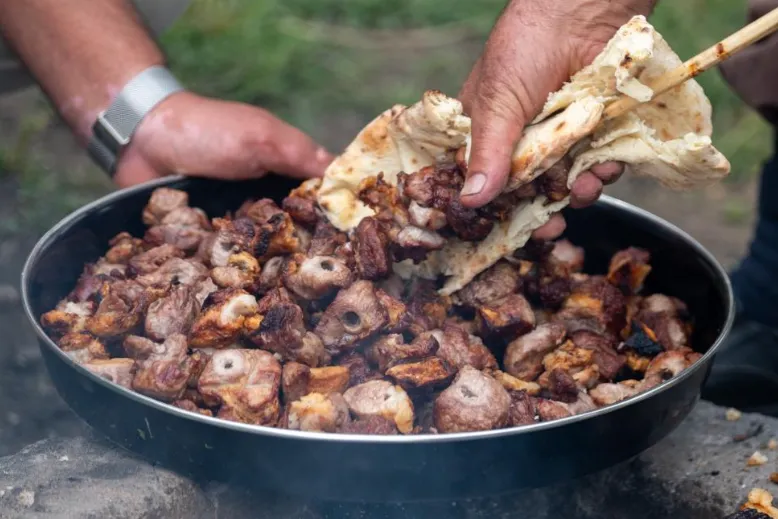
[87,65,185,176]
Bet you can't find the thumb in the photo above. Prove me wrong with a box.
[460,79,529,208]
[250,111,334,180]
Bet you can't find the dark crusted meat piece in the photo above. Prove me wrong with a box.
[508,390,538,426]
[446,196,494,241]
[282,195,319,228]
[570,330,625,380]
[250,296,328,367]
[243,199,285,225]
[607,247,652,295]
[476,292,535,339]
[308,220,348,257]
[123,333,192,401]
[434,367,511,433]
[334,352,380,386]
[368,332,439,372]
[357,174,409,227]
[557,275,627,334]
[314,280,388,355]
[544,368,579,403]
[402,163,463,210]
[504,323,567,381]
[538,155,572,202]
[405,279,450,336]
[353,217,391,280]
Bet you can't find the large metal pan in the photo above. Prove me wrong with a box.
[21,175,734,503]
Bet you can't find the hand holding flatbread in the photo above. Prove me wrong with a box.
[314,15,752,296]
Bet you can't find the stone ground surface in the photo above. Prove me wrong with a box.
[0,88,768,517]
[1,402,776,518]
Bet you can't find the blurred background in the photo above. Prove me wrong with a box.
[0,0,771,455]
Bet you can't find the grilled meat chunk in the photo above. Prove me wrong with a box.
[432,324,498,371]
[83,358,136,388]
[504,323,567,381]
[188,289,259,349]
[282,253,353,300]
[142,188,188,226]
[343,380,414,434]
[353,217,392,280]
[314,281,388,354]
[144,285,200,341]
[58,332,108,364]
[434,367,510,433]
[607,247,651,295]
[287,393,351,432]
[386,357,454,390]
[455,261,521,307]
[124,334,192,401]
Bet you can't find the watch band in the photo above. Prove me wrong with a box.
[87,65,185,176]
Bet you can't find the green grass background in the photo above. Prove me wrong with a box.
[0,0,772,234]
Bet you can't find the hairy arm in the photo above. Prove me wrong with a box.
[0,0,164,142]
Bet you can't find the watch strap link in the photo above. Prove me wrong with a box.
[87,65,184,176]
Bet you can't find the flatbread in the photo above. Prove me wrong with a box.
[315,15,730,296]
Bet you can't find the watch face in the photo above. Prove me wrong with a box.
[132,0,191,36]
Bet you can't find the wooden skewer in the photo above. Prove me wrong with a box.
[603,7,778,121]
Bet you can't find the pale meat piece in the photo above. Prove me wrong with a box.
[314,280,388,354]
[173,399,214,417]
[257,256,284,294]
[144,207,211,252]
[541,239,585,278]
[486,369,541,396]
[129,244,185,275]
[198,349,282,425]
[136,258,209,289]
[188,288,260,349]
[83,358,136,389]
[503,323,567,381]
[282,253,353,300]
[58,332,109,364]
[534,391,597,421]
[144,285,200,341]
[640,349,702,390]
[287,393,351,433]
[124,334,192,401]
[307,366,351,395]
[343,380,414,434]
[434,367,511,433]
[589,380,641,406]
[142,188,189,226]
[432,324,498,371]
[454,261,520,308]
[633,294,690,351]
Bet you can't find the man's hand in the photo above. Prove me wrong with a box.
[114,92,333,187]
[459,0,656,239]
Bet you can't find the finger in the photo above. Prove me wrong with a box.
[113,145,163,188]
[251,112,334,180]
[589,161,624,185]
[569,172,603,209]
[458,57,483,114]
[531,213,567,241]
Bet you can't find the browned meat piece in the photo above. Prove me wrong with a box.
[607,247,652,295]
[570,330,626,380]
[536,277,572,309]
[307,366,351,394]
[538,156,572,202]
[357,174,410,226]
[83,358,136,388]
[257,256,284,294]
[105,232,144,264]
[144,285,199,341]
[281,362,311,404]
[254,212,303,261]
[187,349,211,388]
[211,251,260,290]
[455,261,521,307]
[541,340,595,383]
[197,230,241,268]
[188,288,259,348]
[589,381,641,406]
[129,244,185,275]
[249,300,328,367]
[287,393,351,432]
[256,287,295,312]
[641,349,702,390]
[173,399,214,417]
[314,281,388,354]
[333,352,378,386]
[282,196,318,228]
[85,288,144,338]
[198,349,282,425]
[68,268,113,304]
[434,367,511,433]
[282,253,353,300]
[243,199,284,225]
[124,334,192,401]
[375,289,409,332]
[543,368,579,403]
[386,357,454,390]
[136,258,209,289]
[368,332,439,372]
[353,217,391,280]
[343,380,414,434]
[58,332,108,364]
[41,300,95,337]
[144,207,211,252]
[534,391,596,421]
[389,225,445,263]
[443,316,479,336]
[504,323,567,380]
[558,275,627,334]
[487,369,541,395]
[432,324,498,371]
[142,188,188,226]
[508,390,538,426]
[340,415,398,435]
[446,196,494,241]
[401,163,463,210]
[407,201,447,231]
[308,220,348,257]
[542,239,585,278]
[405,279,450,335]
[633,296,690,352]
[476,293,535,339]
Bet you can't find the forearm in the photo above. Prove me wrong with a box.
[0,0,165,142]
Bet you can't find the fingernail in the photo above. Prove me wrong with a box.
[315,147,332,163]
[461,173,487,197]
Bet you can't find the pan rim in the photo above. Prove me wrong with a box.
[21,175,735,445]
